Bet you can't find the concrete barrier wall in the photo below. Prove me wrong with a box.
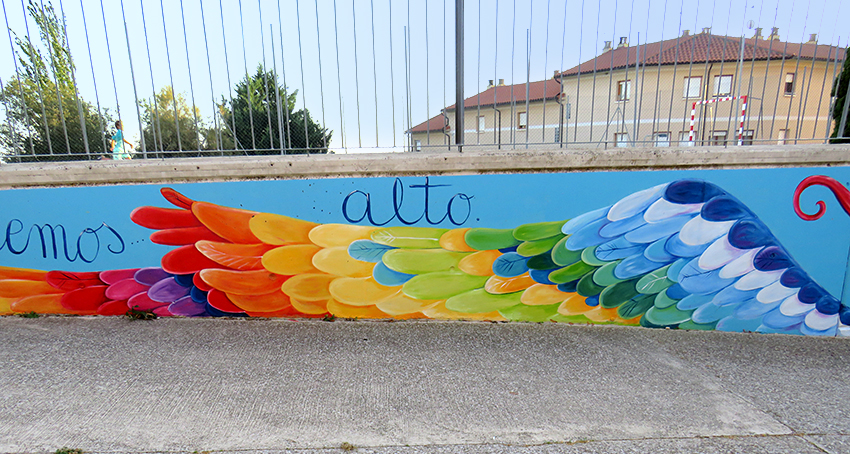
[2,144,850,336]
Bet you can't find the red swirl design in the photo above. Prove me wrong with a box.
[794,175,850,221]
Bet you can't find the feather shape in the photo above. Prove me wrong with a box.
[607,183,667,221]
[644,198,703,222]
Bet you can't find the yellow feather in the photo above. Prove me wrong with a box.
[484,273,536,294]
[281,273,335,301]
[311,246,375,277]
[557,293,594,315]
[458,250,501,276]
[439,228,477,252]
[521,284,571,306]
[0,279,63,298]
[420,301,507,321]
[308,224,379,247]
[326,299,389,319]
[227,290,291,312]
[328,276,398,307]
[290,297,330,315]
[375,291,438,316]
[581,306,622,322]
[249,212,319,245]
[262,244,322,275]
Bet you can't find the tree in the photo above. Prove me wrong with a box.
[830,47,850,144]
[220,66,331,154]
[0,0,112,162]
[139,86,226,157]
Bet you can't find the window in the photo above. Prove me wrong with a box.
[477,115,486,133]
[784,73,795,95]
[653,132,671,147]
[710,130,728,146]
[617,80,631,101]
[742,130,754,145]
[678,131,694,146]
[414,139,422,151]
[683,77,702,98]
[713,75,733,96]
[518,111,527,129]
[777,129,788,145]
[614,132,630,147]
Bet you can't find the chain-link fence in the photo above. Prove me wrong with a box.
[0,0,847,161]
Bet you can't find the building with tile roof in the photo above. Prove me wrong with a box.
[407,27,845,150]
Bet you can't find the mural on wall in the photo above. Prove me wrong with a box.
[1,169,849,337]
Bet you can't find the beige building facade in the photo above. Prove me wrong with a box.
[408,28,845,151]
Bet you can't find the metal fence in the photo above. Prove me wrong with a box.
[0,0,847,162]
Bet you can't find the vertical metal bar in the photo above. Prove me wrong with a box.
[589,0,600,143]
[824,38,842,143]
[697,1,717,145]
[160,0,183,152]
[276,0,292,152]
[541,0,551,145]
[100,0,123,145]
[118,0,145,157]
[510,0,516,147]
[13,0,53,156]
[333,0,345,150]
[37,0,71,156]
[470,0,481,145]
[633,32,640,143]
[637,33,649,145]
[743,0,765,139]
[756,0,780,144]
[650,0,669,144]
[558,0,567,147]
[815,4,842,141]
[574,0,586,143]
[352,0,362,148]
[257,0,274,150]
[679,0,701,143]
[237,0,256,150]
[3,0,36,156]
[391,0,397,148]
[316,0,328,149]
[622,0,635,144]
[139,0,163,153]
[368,0,378,148]
[784,2,810,145]
[812,45,834,140]
[296,0,310,151]
[768,0,795,141]
[271,25,284,154]
[603,0,617,148]
[444,0,448,148]
[665,1,685,145]
[525,29,530,147]
[220,0,239,151]
[730,31,746,144]
[493,0,499,147]
[404,24,411,150]
[455,0,464,151]
[709,1,732,142]
[795,66,807,143]
[56,0,90,157]
[198,0,220,151]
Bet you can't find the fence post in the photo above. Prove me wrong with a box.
[455,0,464,152]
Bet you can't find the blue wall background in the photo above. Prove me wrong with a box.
[1,166,848,299]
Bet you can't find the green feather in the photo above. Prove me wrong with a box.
[645,305,693,326]
[382,249,470,275]
[551,236,582,266]
[516,234,565,257]
[445,289,523,313]
[581,246,610,266]
[527,252,558,270]
[371,227,448,248]
[617,293,655,319]
[635,265,674,294]
[464,228,522,251]
[499,303,561,322]
[678,320,718,331]
[592,260,625,287]
[576,273,605,297]
[548,261,596,284]
[653,289,679,309]
[599,279,640,309]
[512,220,567,241]
[402,271,488,300]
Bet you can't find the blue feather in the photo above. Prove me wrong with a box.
[677,293,716,310]
[644,236,676,262]
[530,268,556,285]
[711,286,760,307]
[565,218,609,251]
[666,258,690,283]
[492,252,531,278]
[692,302,737,323]
[595,237,645,261]
[664,180,726,204]
[761,307,808,329]
[558,280,580,293]
[700,196,754,222]
[734,297,780,319]
[756,323,802,335]
[715,316,763,333]
[678,258,735,295]
[665,283,690,300]
[599,212,646,238]
[562,206,611,235]
[607,183,668,221]
[349,240,396,263]
[615,254,668,280]
[625,214,695,244]
[190,286,207,303]
[174,273,194,287]
[373,262,415,286]
[665,233,710,258]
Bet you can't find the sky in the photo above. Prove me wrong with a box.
[0,0,846,153]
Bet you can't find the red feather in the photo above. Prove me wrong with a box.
[46,271,103,291]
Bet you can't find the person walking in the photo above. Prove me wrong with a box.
[110,120,134,160]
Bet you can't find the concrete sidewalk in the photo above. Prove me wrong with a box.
[1,317,848,454]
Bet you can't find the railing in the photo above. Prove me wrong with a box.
[0,0,847,162]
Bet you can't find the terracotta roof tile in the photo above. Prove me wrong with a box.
[556,33,845,77]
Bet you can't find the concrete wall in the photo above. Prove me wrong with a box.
[2,144,850,336]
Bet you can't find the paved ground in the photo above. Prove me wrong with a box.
[1,317,848,454]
